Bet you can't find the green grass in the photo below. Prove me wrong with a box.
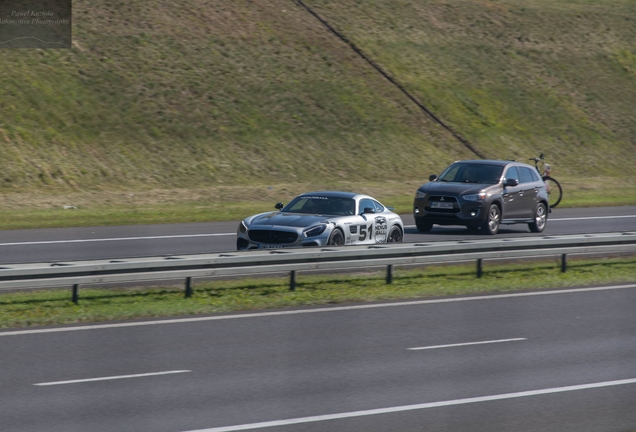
[1,256,635,329]
[0,176,633,230]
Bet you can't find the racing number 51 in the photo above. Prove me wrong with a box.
[359,224,373,241]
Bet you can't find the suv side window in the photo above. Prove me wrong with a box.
[519,167,535,184]
[505,166,520,182]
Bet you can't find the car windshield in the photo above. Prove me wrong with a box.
[282,196,355,216]
[437,163,503,185]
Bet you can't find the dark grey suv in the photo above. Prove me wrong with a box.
[413,160,550,235]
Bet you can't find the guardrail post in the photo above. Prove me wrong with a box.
[561,254,568,273]
[386,265,393,284]
[477,259,483,278]
[72,284,79,304]
[290,271,297,291]
[185,277,193,298]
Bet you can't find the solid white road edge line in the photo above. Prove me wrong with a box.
[180,377,636,432]
[34,370,191,386]
[408,338,527,350]
[2,283,635,337]
[0,233,234,246]
[548,215,636,221]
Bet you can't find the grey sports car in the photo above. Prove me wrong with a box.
[236,191,404,250]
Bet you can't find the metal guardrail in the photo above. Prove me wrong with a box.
[1,232,635,303]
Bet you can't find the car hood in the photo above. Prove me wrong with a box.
[419,182,493,196]
[247,212,330,228]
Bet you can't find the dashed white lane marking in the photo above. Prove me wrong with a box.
[180,378,636,432]
[34,370,191,386]
[2,284,635,337]
[408,338,527,351]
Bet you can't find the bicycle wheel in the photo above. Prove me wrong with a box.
[542,176,562,209]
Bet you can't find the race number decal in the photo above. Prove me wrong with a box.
[359,224,373,241]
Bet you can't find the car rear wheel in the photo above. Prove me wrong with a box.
[328,228,345,246]
[528,202,548,233]
[387,226,403,243]
[415,220,433,233]
[480,204,500,235]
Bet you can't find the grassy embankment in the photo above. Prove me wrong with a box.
[0,0,635,230]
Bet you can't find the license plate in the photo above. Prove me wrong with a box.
[431,202,453,209]
[257,244,284,249]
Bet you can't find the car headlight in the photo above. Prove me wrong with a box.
[303,224,327,238]
[463,192,487,201]
[238,221,248,234]
[415,191,427,199]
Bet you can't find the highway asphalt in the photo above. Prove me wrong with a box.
[1,283,636,431]
[0,206,635,264]
[1,206,635,431]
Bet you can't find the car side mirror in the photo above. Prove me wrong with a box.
[429,174,437,181]
[363,207,376,214]
[275,202,284,210]
[504,178,519,187]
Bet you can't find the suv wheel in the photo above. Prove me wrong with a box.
[480,204,500,235]
[416,220,433,233]
[528,202,548,233]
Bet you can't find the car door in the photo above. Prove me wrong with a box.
[372,200,389,243]
[356,198,378,245]
[518,166,539,218]
[502,166,524,219]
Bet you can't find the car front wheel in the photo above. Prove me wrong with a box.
[328,228,345,246]
[528,202,548,233]
[480,204,501,235]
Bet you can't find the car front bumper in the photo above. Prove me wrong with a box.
[236,227,331,250]
[413,197,488,226]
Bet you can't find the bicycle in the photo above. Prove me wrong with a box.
[529,153,562,209]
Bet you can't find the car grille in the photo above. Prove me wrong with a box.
[425,196,460,213]
[248,230,298,244]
